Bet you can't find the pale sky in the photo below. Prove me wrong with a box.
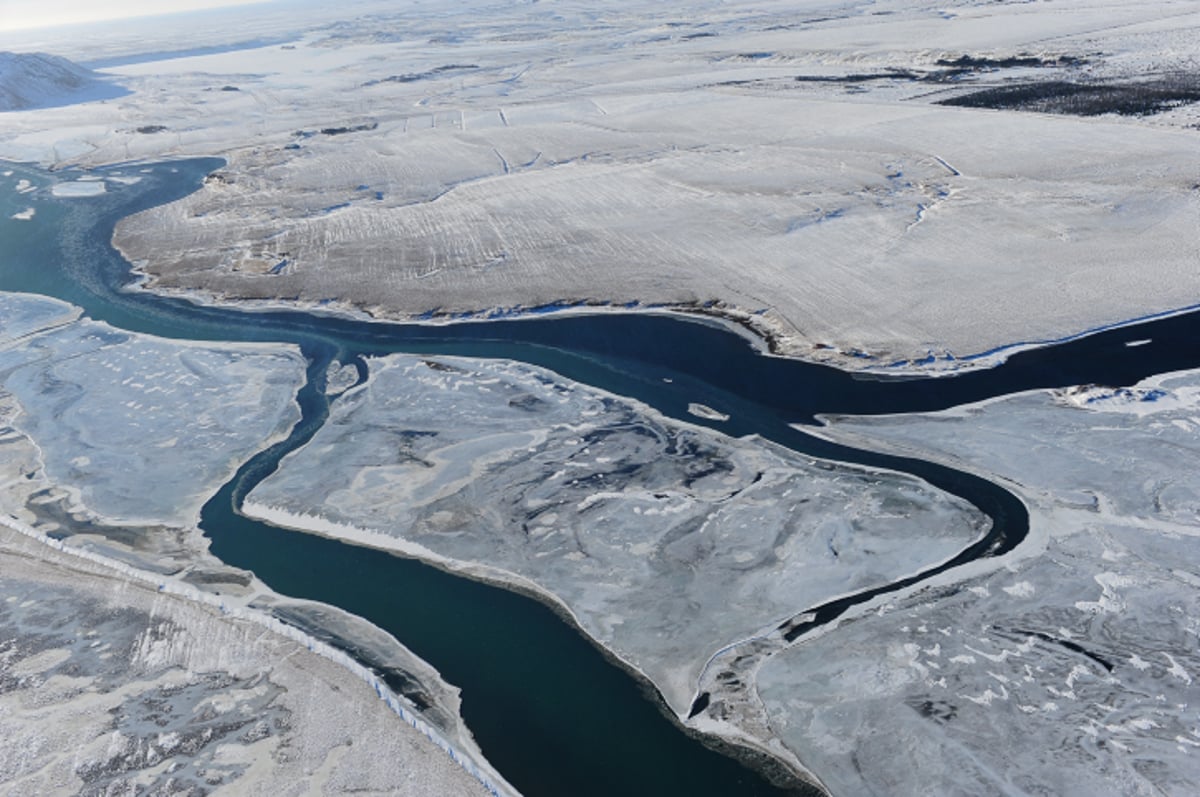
[0,0,262,32]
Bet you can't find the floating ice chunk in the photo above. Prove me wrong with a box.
[51,180,107,198]
[687,403,729,422]
[10,207,34,220]
[1075,572,1135,614]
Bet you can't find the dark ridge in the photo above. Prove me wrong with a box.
[688,692,712,718]
[362,64,479,86]
[293,122,379,138]
[935,54,1085,70]
[787,54,1081,88]
[318,121,379,136]
[135,125,168,134]
[682,31,717,40]
[794,71,917,83]
[938,76,1200,116]
[181,569,252,588]
[908,698,957,723]
[1021,629,1116,672]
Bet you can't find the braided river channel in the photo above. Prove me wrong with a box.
[4,158,1199,796]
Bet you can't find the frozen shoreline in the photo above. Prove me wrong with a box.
[7,0,1179,378]
[113,258,1200,379]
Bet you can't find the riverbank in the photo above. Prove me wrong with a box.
[241,500,827,794]
[10,147,1200,794]
[116,264,1200,378]
[0,511,506,796]
[7,156,826,796]
[0,288,514,795]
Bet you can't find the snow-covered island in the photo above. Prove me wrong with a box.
[242,353,988,777]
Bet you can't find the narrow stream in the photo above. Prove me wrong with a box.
[4,158,1198,796]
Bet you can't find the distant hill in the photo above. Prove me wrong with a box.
[0,51,126,111]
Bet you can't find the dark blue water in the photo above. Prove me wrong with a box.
[4,158,1198,796]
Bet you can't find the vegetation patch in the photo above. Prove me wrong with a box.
[938,75,1200,116]
[935,53,1085,71]
[794,70,918,83]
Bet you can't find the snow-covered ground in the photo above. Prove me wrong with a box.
[0,51,127,110]
[1,0,1197,369]
[2,2,1200,794]
[785,371,1200,794]
[0,291,512,796]
[0,522,495,797]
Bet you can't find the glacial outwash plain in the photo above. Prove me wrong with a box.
[1,0,1200,795]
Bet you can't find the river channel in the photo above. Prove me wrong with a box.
[3,158,1198,796]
